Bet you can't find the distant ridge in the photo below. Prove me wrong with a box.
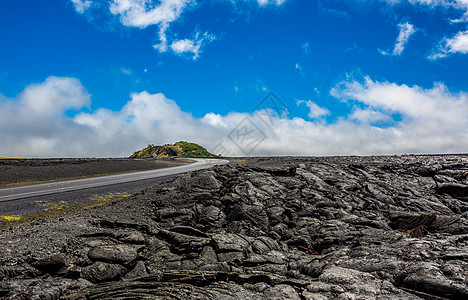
[130,141,218,158]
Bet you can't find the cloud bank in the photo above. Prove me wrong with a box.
[2,76,468,157]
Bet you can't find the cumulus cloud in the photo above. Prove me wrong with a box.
[2,76,468,157]
[429,30,468,59]
[380,22,416,56]
[349,107,392,124]
[0,77,91,157]
[331,76,468,122]
[297,100,330,119]
[71,0,93,13]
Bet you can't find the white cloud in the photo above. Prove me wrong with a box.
[381,0,468,10]
[393,22,416,55]
[0,77,91,157]
[295,63,304,76]
[349,107,392,124]
[71,0,92,13]
[297,100,330,119]
[345,43,358,53]
[395,0,468,58]
[378,0,468,59]
[331,76,467,119]
[408,0,468,10]
[169,31,216,60]
[109,0,193,28]
[108,1,218,59]
[257,0,287,6]
[3,76,468,157]
[443,29,468,52]
[70,0,287,58]
[429,30,468,59]
[121,68,132,75]
[11,77,90,116]
[153,23,170,53]
[380,22,415,56]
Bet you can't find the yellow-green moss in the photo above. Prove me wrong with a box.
[1,215,22,221]
[35,200,69,211]
[89,192,131,202]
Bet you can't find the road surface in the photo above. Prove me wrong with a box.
[0,158,229,203]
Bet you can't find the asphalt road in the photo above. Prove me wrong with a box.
[0,158,229,216]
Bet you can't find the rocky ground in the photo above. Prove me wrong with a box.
[1,155,468,299]
[0,158,185,187]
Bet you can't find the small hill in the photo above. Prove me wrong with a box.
[130,141,218,159]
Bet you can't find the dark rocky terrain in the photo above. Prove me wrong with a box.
[0,158,185,188]
[1,155,468,299]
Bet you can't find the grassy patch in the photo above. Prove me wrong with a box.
[228,158,246,165]
[0,192,134,228]
[174,141,218,158]
[35,200,69,211]
[89,192,132,202]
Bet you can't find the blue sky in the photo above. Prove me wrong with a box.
[1,0,468,157]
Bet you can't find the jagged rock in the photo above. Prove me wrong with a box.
[436,182,468,199]
[123,260,148,279]
[114,231,145,244]
[250,165,297,177]
[400,262,468,299]
[30,253,66,274]
[211,233,250,253]
[263,284,301,299]
[157,229,210,254]
[81,262,126,283]
[87,244,138,265]
[319,266,419,299]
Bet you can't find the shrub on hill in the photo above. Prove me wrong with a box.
[130,142,217,158]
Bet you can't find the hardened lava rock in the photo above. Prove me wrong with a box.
[1,155,468,299]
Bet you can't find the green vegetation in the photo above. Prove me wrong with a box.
[130,141,218,158]
[1,192,135,228]
[89,192,132,202]
[35,200,69,211]
[174,141,218,158]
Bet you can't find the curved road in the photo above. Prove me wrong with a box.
[0,158,229,203]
